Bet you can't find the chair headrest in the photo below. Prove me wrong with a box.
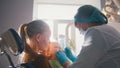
[0,28,24,55]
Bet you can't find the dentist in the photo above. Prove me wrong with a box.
[56,5,120,68]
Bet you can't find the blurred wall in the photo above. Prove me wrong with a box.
[0,0,33,68]
[0,0,33,33]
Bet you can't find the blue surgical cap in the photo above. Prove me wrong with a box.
[74,5,108,24]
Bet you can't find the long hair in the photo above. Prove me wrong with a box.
[18,20,49,55]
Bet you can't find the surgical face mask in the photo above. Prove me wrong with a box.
[79,29,86,35]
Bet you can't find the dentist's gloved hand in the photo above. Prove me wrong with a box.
[56,50,70,65]
[64,47,77,62]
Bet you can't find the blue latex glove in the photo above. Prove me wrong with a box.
[64,47,77,62]
[56,50,70,65]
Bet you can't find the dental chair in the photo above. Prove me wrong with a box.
[0,28,34,68]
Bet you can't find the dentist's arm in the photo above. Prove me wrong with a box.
[64,47,77,62]
[56,51,71,68]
